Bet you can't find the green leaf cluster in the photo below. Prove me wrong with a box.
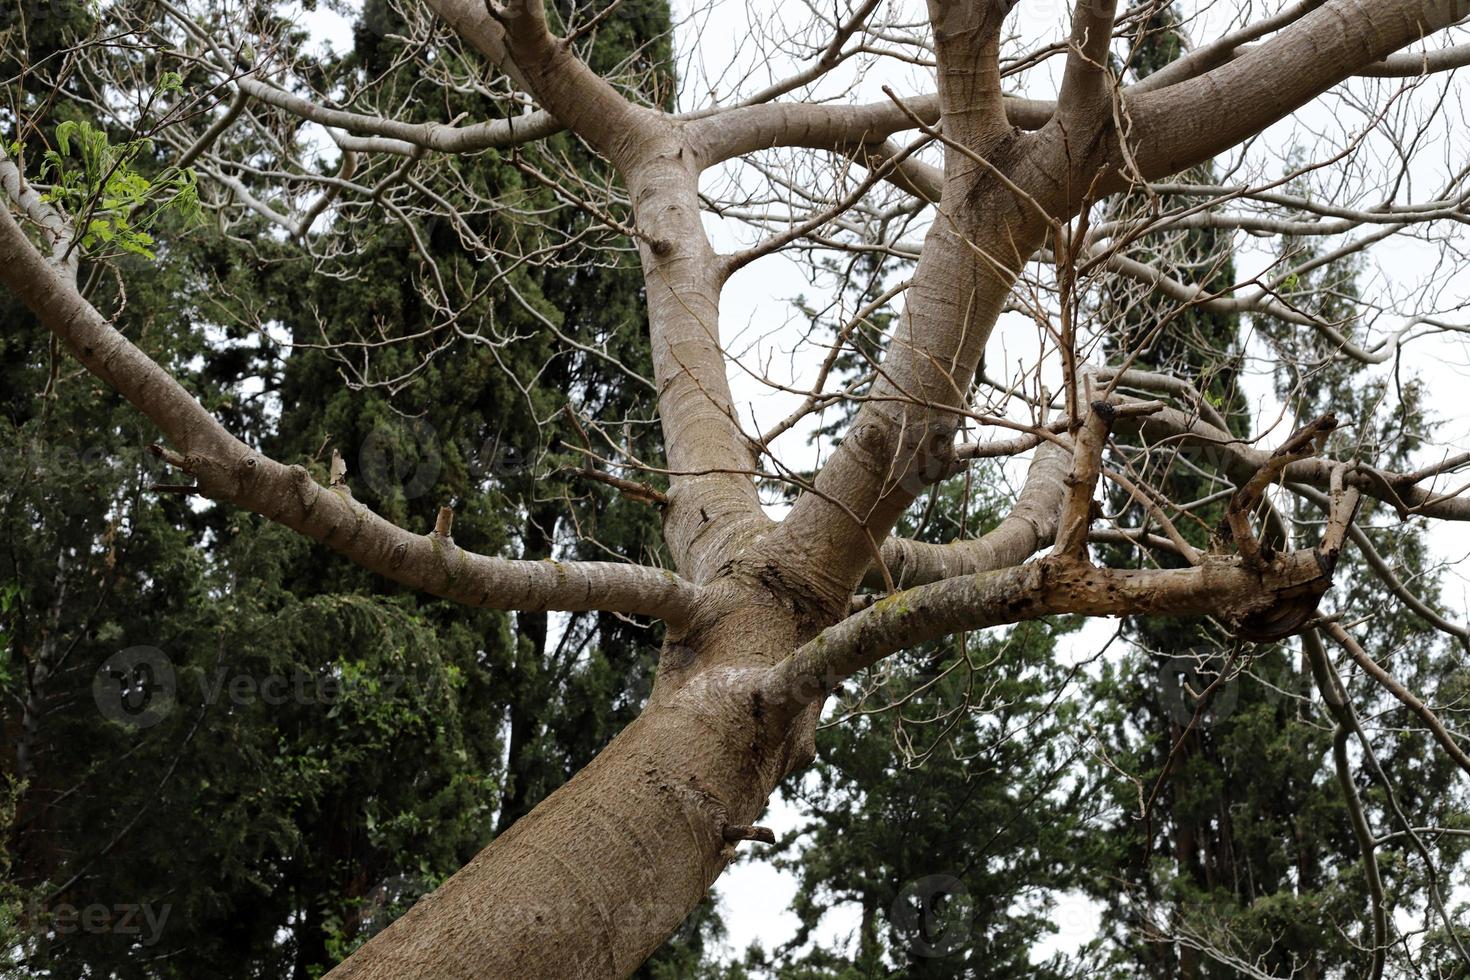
[37,116,201,259]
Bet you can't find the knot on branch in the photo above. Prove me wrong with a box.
[1222,413,1339,570]
[1088,398,1118,425]
[1234,567,1332,643]
[233,451,263,494]
[289,464,321,515]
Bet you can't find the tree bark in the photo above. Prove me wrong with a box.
[7,0,1469,975]
[331,596,814,979]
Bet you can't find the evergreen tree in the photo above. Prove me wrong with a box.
[1078,11,1470,978]
[0,1,729,976]
[729,471,1087,977]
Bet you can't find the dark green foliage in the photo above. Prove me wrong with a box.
[0,1,723,977]
[733,477,1091,978]
[1077,12,1469,977]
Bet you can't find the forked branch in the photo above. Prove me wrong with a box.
[1223,413,1337,569]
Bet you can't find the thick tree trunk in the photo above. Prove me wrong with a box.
[329,597,815,979]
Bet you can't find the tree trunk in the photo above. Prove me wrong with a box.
[329,598,816,979]
[293,885,331,980]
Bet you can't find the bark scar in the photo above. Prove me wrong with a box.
[682,774,773,858]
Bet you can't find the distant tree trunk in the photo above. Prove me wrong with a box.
[1168,721,1202,980]
[496,504,559,834]
[294,866,331,980]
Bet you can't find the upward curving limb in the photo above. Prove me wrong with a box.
[0,168,700,627]
[870,438,1071,589]
[1125,0,1470,181]
[758,0,1048,602]
[1323,621,1470,778]
[424,0,654,169]
[425,0,770,580]
[1056,0,1120,127]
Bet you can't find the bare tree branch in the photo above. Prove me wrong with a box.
[0,181,699,625]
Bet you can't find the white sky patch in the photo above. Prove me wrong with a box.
[291,1,357,55]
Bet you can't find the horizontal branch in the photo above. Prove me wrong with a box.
[235,75,562,154]
[1359,41,1470,75]
[687,94,1054,169]
[1132,407,1470,521]
[0,191,700,626]
[1147,30,1470,88]
[765,549,1334,713]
